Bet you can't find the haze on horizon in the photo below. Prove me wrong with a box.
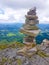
[0,0,49,24]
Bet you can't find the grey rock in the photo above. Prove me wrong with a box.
[0,45,49,65]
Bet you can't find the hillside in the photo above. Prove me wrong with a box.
[0,23,49,44]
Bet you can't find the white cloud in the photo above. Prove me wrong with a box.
[0,0,49,24]
[0,8,27,23]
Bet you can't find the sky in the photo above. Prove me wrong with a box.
[0,0,49,24]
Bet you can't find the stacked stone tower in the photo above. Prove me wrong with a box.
[18,7,40,53]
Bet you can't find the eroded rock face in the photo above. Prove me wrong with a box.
[0,45,49,65]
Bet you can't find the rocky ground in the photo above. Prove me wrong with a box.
[0,44,49,65]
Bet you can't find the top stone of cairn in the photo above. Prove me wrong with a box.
[27,7,36,15]
[25,7,38,20]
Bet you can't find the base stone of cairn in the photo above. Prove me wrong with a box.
[18,7,40,54]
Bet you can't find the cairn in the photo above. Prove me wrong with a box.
[18,7,40,53]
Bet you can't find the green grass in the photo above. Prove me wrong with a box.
[7,33,16,37]
[0,41,24,50]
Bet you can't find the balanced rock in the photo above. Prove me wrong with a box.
[25,15,38,20]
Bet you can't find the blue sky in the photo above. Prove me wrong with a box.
[0,0,49,24]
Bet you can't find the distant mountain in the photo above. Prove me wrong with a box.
[0,23,23,30]
[37,24,49,31]
[0,23,49,31]
[0,23,23,34]
[0,23,49,43]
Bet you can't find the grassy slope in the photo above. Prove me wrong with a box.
[0,42,24,50]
